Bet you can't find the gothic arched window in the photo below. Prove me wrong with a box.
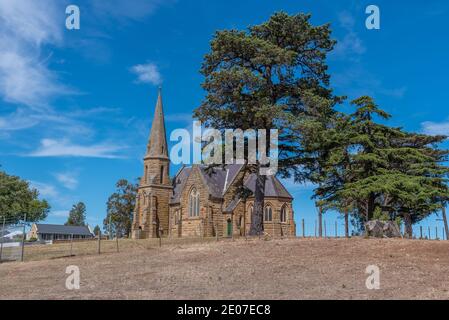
[280,205,287,223]
[189,188,200,217]
[264,205,273,222]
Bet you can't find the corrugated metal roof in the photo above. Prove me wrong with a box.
[35,224,93,236]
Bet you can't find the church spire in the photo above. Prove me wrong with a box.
[146,88,168,159]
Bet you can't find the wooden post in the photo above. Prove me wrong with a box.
[344,209,349,238]
[314,220,317,238]
[318,206,323,238]
[97,231,101,254]
[420,226,423,240]
[116,234,119,252]
[428,226,431,240]
[436,227,439,240]
[70,234,73,256]
[335,221,338,238]
[442,207,449,241]
[324,220,327,238]
[302,219,305,238]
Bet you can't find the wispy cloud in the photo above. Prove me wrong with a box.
[0,0,69,109]
[28,139,125,159]
[421,120,449,136]
[332,11,366,60]
[29,180,59,198]
[50,210,70,218]
[130,63,162,85]
[54,171,79,190]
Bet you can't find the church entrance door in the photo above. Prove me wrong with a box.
[227,219,232,237]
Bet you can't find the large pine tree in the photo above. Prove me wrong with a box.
[194,12,337,235]
[312,96,449,236]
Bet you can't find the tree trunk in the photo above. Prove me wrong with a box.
[344,208,349,238]
[442,206,449,241]
[318,206,323,237]
[249,171,266,236]
[403,212,413,239]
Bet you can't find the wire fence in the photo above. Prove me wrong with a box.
[1,214,447,264]
[296,218,447,240]
[0,216,26,263]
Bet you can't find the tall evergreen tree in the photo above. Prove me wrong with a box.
[313,96,449,237]
[104,179,138,237]
[65,202,87,226]
[194,12,337,235]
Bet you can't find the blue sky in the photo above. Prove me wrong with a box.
[1,0,448,236]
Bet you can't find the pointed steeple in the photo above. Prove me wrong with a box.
[146,87,169,159]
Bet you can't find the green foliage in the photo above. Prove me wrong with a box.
[311,96,449,232]
[373,207,389,221]
[0,170,50,223]
[104,179,138,237]
[194,12,338,235]
[65,202,87,226]
[93,225,100,236]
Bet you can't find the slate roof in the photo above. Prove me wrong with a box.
[170,164,293,205]
[35,224,93,236]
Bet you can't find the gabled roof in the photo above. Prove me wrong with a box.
[244,174,293,199]
[170,164,293,204]
[35,224,93,236]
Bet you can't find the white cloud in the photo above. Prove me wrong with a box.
[0,0,67,108]
[54,172,79,190]
[421,120,449,136]
[51,210,70,218]
[28,139,125,159]
[130,63,162,85]
[29,180,58,198]
[0,108,39,131]
[332,11,366,59]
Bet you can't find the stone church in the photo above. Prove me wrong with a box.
[131,90,296,239]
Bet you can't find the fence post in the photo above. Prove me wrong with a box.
[70,234,74,256]
[97,231,101,255]
[314,220,317,238]
[335,221,338,238]
[0,216,5,263]
[324,220,327,238]
[436,227,439,240]
[428,227,431,240]
[116,234,120,252]
[420,226,423,240]
[21,213,27,262]
[302,219,305,238]
[344,209,349,238]
[318,206,323,238]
